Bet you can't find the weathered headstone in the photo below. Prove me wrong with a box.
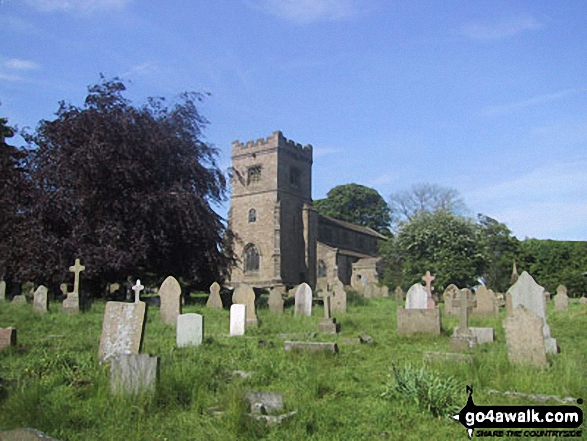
[0,327,17,349]
[553,285,569,312]
[11,294,27,304]
[330,278,347,314]
[245,391,284,414]
[294,283,312,316]
[284,341,338,354]
[206,282,223,310]
[230,304,246,336]
[317,295,339,334]
[422,271,436,308]
[506,271,557,354]
[443,284,460,315]
[503,306,548,366]
[110,353,159,395]
[0,280,5,302]
[159,276,182,326]
[99,280,147,362]
[396,307,441,335]
[405,283,429,309]
[394,285,404,302]
[268,286,285,314]
[176,313,204,347]
[473,286,498,316]
[59,283,68,297]
[469,327,495,344]
[63,258,85,313]
[33,285,48,313]
[363,283,376,298]
[232,284,258,326]
[450,288,478,351]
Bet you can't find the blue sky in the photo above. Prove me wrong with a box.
[2,0,586,240]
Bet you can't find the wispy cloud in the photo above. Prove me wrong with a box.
[249,0,361,24]
[25,0,132,13]
[313,146,341,158]
[482,87,587,117]
[0,72,23,82]
[462,16,543,41]
[4,58,40,71]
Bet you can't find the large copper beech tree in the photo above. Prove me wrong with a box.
[21,77,232,296]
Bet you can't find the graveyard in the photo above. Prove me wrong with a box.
[1,277,586,440]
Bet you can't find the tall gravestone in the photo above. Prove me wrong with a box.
[33,285,48,313]
[232,284,258,326]
[503,306,548,366]
[159,276,182,326]
[443,284,460,315]
[177,313,204,347]
[450,288,478,351]
[99,280,147,362]
[554,285,569,312]
[331,278,347,314]
[506,271,557,354]
[206,282,223,310]
[473,286,498,316]
[405,283,429,309]
[63,258,84,313]
[230,304,246,336]
[268,286,285,314]
[294,283,313,316]
[0,280,5,302]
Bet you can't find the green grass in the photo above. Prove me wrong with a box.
[0,296,585,440]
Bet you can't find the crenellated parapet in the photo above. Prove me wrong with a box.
[232,130,312,160]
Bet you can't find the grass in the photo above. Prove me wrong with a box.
[0,294,585,440]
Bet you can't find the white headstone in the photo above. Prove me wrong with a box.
[159,276,182,326]
[176,313,204,347]
[230,304,246,336]
[33,285,48,313]
[294,283,313,316]
[405,283,429,309]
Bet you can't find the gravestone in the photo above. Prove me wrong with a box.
[473,286,498,316]
[553,285,569,312]
[394,285,404,301]
[363,283,376,298]
[330,278,347,314]
[110,353,159,395]
[59,283,68,297]
[580,297,587,305]
[232,284,257,326]
[294,283,312,317]
[317,295,339,334]
[405,283,429,309]
[0,327,17,349]
[0,280,5,302]
[176,313,203,347]
[206,282,223,310]
[506,271,557,354]
[396,307,441,335]
[230,304,246,336]
[422,271,436,308]
[33,285,48,313]
[11,294,27,304]
[99,280,147,362]
[63,258,85,313]
[443,284,460,315]
[284,341,338,354]
[503,306,548,366]
[159,276,182,326]
[268,286,285,314]
[450,288,478,351]
[469,327,495,344]
[245,391,284,414]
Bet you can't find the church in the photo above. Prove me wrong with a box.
[228,131,386,291]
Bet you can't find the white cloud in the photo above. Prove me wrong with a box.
[313,146,341,158]
[463,16,543,41]
[483,88,587,116]
[249,0,361,24]
[4,58,40,71]
[0,72,23,82]
[25,0,131,13]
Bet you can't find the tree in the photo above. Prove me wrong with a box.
[21,77,231,295]
[381,210,487,292]
[314,183,391,235]
[388,183,468,231]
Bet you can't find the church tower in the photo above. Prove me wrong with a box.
[229,131,317,288]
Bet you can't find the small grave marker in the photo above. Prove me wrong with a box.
[206,282,223,309]
[230,304,246,336]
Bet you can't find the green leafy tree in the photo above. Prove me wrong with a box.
[22,77,231,295]
[382,210,487,292]
[314,183,391,235]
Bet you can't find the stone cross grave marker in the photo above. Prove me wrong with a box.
[451,288,478,350]
[177,313,203,347]
[63,258,84,313]
[268,286,284,314]
[33,285,48,313]
[206,282,223,309]
[318,293,339,334]
[232,284,257,326]
[294,283,313,316]
[132,279,144,303]
[70,258,85,293]
[159,276,182,326]
[422,271,436,308]
[554,285,569,312]
[405,283,429,309]
[230,304,246,336]
[503,306,547,366]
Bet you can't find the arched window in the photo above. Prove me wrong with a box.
[318,260,327,278]
[244,244,260,273]
[248,208,257,223]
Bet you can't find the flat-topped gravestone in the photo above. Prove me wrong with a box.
[443,284,460,315]
[294,283,312,317]
[506,271,557,354]
[159,276,182,326]
[230,304,246,336]
[268,286,285,314]
[0,280,5,302]
[503,306,548,366]
[99,296,147,362]
[176,313,203,347]
[0,327,17,349]
[110,353,159,395]
[206,282,223,310]
[33,285,48,313]
[473,286,498,316]
[232,284,257,326]
[554,285,569,312]
[397,307,441,335]
[405,283,429,309]
[331,278,347,314]
[284,341,338,354]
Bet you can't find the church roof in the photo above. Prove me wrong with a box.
[317,214,388,240]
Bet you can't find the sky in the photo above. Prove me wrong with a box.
[2,0,587,241]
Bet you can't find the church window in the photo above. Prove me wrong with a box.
[290,167,301,188]
[243,244,260,273]
[247,165,262,185]
[248,208,257,223]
